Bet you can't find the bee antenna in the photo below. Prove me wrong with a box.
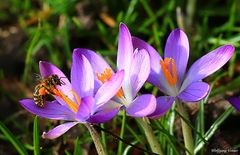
[59,77,67,85]
[60,77,67,79]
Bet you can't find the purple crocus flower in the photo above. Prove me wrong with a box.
[228,97,240,111]
[77,23,156,117]
[19,50,124,139]
[132,29,235,118]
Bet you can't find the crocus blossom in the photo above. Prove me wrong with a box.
[77,23,156,117]
[19,50,124,139]
[228,97,240,111]
[132,28,235,118]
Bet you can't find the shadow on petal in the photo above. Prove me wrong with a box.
[126,94,156,117]
[19,99,75,120]
[178,82,210,102]
[87,108,120,123]
[148,96,175,119]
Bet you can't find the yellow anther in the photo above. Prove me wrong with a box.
[96,68,124,98]
[160,58,178,86]
[96,68,112,83]
[54,89,79,113]
[115,88,124,98]
[70,90,81,105]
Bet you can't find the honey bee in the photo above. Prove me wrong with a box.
[33,74,65,107]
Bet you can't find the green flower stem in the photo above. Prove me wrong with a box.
[117,111,126,155]
[84,123,107,155]
[176,99,194,155]
[136,117,164,155]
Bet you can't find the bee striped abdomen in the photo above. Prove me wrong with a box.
[33,94,46,107]
[33,84,47,107]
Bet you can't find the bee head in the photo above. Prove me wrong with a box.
[51,74,62,86]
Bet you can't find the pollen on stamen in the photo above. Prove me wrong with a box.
[96,68,124,98]
[96,68,112,83]
[160,58,178,86]
[115,88,124,98]
[52,88,79,113]
[70,90,81,105]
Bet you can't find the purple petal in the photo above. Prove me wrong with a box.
[130,49,150,98]
[95,70,124,107]
[42,122,78,139]
[96,100,122,112]
[164,29,189,85]
[228,97,240,111]
[178,82,210,102]
[181,45,234,90]
[87,101,121,123]
[117,23,133,75]
[125,94,156,117]
[132,37,167,93]
[148,96,175,119]
[87,109,119,123]
[71,52,94,98]
[19,99,75,120]
[39,61,74,105]
[75,48,113,92]
[76,96,95,122]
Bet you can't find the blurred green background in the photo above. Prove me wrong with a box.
[0,0,240,154]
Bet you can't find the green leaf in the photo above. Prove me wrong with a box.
[194,106,234,154]
[33,116,40,155]
[0,121,28,155]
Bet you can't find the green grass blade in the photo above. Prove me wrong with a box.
[100,124,107,149]
[0,121,28,155]
[73,137,83,155]
[23,24,41,83]
[33,116,40,155]
[175,110,207,144]
[211,76,240,96]
[122,140,138,155]
[153,121,181,155]
[194,106,235,154]
[233,143,240,149]
[125,124,144,145]
[194,100,205,155]
[124,0,138,23]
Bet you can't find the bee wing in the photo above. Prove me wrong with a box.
[33,73,43,82]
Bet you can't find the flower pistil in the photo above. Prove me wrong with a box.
[160,58,178,86]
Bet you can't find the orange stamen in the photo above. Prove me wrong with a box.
[51,88,78,113]
[160,58,178,86]
[115,88,124,98]
[70,90,81,105]
[96,68,124,98]
[96,68,112,83]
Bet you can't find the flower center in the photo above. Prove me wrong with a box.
[96,68,124,98]
[51,87,80,113]
[160,58,178,86]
